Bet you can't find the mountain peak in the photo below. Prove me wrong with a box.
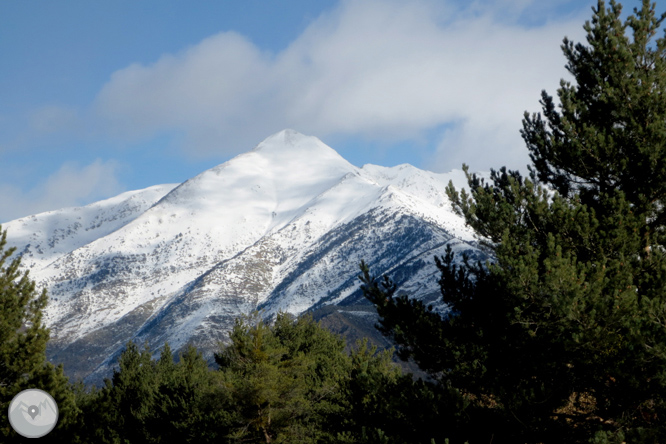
[251,129,339,160]
[3,128,482,384]
[262,129,309,146]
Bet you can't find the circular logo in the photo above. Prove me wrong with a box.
[8,389,59,438]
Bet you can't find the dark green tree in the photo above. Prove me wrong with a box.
[80,312,431,443]
[341,338,470,444]
[151,344,234,442]
[0,226,79,442]
[215,313,350,443]
[85,341,232,444]
[90,341,159,443]
[362,1,666,442]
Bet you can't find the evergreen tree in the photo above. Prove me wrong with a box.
[91,341,159,443]
[152,344,233,442]
[341,338,470,444]
[215,313,350,443]
[362,1,666,442]
[80,313,432,443]
[85,341,232,444]
[0,226,78,442]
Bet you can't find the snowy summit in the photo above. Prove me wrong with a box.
[4,130,482,382]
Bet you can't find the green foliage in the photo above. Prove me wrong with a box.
[524,0,666,220]
[0,226,79,442]
[0,227,49,390]
[78,313,424,443]
[343,338,471,444]
[215,312,350,443]
[82,341,230,444]
[362,1,666,442]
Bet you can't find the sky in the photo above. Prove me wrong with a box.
[0,0,651,222]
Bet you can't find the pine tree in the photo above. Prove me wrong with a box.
[0,226,79,442]
[84,340,232,444]
[216,313,350,443]
[342,338,470,444]
[80,311,451,443]
[362,1,666,442]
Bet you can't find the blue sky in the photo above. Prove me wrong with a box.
[0,0,649,222]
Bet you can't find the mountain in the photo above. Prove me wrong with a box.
[4,129,484,383]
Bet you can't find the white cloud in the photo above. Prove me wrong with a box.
[0,160,123,223]
[94,0,590,172]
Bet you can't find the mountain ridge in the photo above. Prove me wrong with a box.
[4,129,484,383]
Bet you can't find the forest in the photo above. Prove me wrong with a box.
[2,1,666,442]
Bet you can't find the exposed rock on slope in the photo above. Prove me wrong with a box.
[4,129,483,383]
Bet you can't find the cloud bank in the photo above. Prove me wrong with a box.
[94,0,588,172]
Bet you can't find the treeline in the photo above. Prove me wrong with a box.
[64,313,471,444]
[3,1,666,442]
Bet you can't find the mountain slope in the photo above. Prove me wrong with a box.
[4,129,483,382]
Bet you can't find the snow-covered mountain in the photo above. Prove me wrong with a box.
[4,129,484,383]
